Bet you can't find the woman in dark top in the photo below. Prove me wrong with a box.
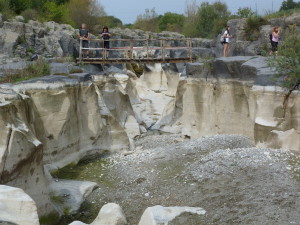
[100,26,112,58]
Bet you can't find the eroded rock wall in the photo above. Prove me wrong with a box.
[156,57,300,152]
[0,75,135,216]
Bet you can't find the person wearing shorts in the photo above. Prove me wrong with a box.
[100,26,112,58]
[78,24,90,58]
[223,25,232,57]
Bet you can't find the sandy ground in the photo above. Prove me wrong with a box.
[59,134,300,225]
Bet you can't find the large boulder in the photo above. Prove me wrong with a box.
[90,203,127,225]
[285,12,300,25]
[227,18,247,41]
[0,185,40,225]
[138,205,206,225]
[48,179,98,215]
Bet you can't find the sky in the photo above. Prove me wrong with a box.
[99,0,285,24]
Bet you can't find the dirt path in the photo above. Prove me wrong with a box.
[59,134,300,225]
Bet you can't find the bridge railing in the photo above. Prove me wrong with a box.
[79,38,193,62]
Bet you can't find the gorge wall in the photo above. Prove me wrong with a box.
[1,56,300,219]
[0,13,300,223]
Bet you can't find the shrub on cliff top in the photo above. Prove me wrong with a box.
[244,15,266,41]
[268,24,300,104]
[0,58,50,83]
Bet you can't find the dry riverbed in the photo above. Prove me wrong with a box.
[57,134,300,225]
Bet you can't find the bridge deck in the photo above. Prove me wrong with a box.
[77,38,196,64]
[76,57,197,64]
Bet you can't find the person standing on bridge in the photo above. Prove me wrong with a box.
[100,26,112,58]
[222,25,232,57]
[78,23,90,58]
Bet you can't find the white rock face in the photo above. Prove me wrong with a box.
[0,185,40,225]
[90,203,127,225]
[138,205,206,225]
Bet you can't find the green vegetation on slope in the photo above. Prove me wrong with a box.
[0,58,50,83]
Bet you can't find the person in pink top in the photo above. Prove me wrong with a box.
[270,26,280,55]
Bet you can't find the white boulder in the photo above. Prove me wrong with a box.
[91,203,127,225]
[0,185,40,225]
[138,205,206,225]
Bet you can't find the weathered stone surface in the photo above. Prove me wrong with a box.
[0,185,39,225]
[138,205,206,225]
[227,18,247,41]
[185,62,206,78]
[285,12,300,25]
[49,179,97,214]
[154,56,300,152]
[90,203,127,225]
[50,62,73,75]
[214,56,254,79]
[0,74,135,217]
[241,56,277,85]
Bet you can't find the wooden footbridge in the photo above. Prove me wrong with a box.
[76,38,197,64]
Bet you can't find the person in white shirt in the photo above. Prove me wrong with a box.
[223,25,232,57]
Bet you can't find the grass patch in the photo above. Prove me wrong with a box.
[39,212,60,225]
[55,56,74,63]
[0,58,50,83]
[69,67,84,73]
[49,192,66,205]
[244,16,267,41]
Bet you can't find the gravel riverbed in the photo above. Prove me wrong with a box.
[60,134,300,225]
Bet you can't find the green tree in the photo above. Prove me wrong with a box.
[269,25,300,97]
[280,0,300,11]
[183,0,199,37]
[9,0,32,14]
[133,8,160,32]
[43,1,74,25]
[158,12,185,32]
[236,7,255,18]
[193,1,230,38]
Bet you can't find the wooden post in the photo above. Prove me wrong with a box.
[130,39,134,60]
[146,39,149,59]
[102,40,105,60]
[160,40,164,61]
[79,39,82,62]
[189,38,192,62]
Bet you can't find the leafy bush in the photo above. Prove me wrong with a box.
[158,12,185,32]
[183,1,230,38]
[42,1,74,25]
[21,8,39,22]
[236,7,255,18]
[244,16,266,41]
